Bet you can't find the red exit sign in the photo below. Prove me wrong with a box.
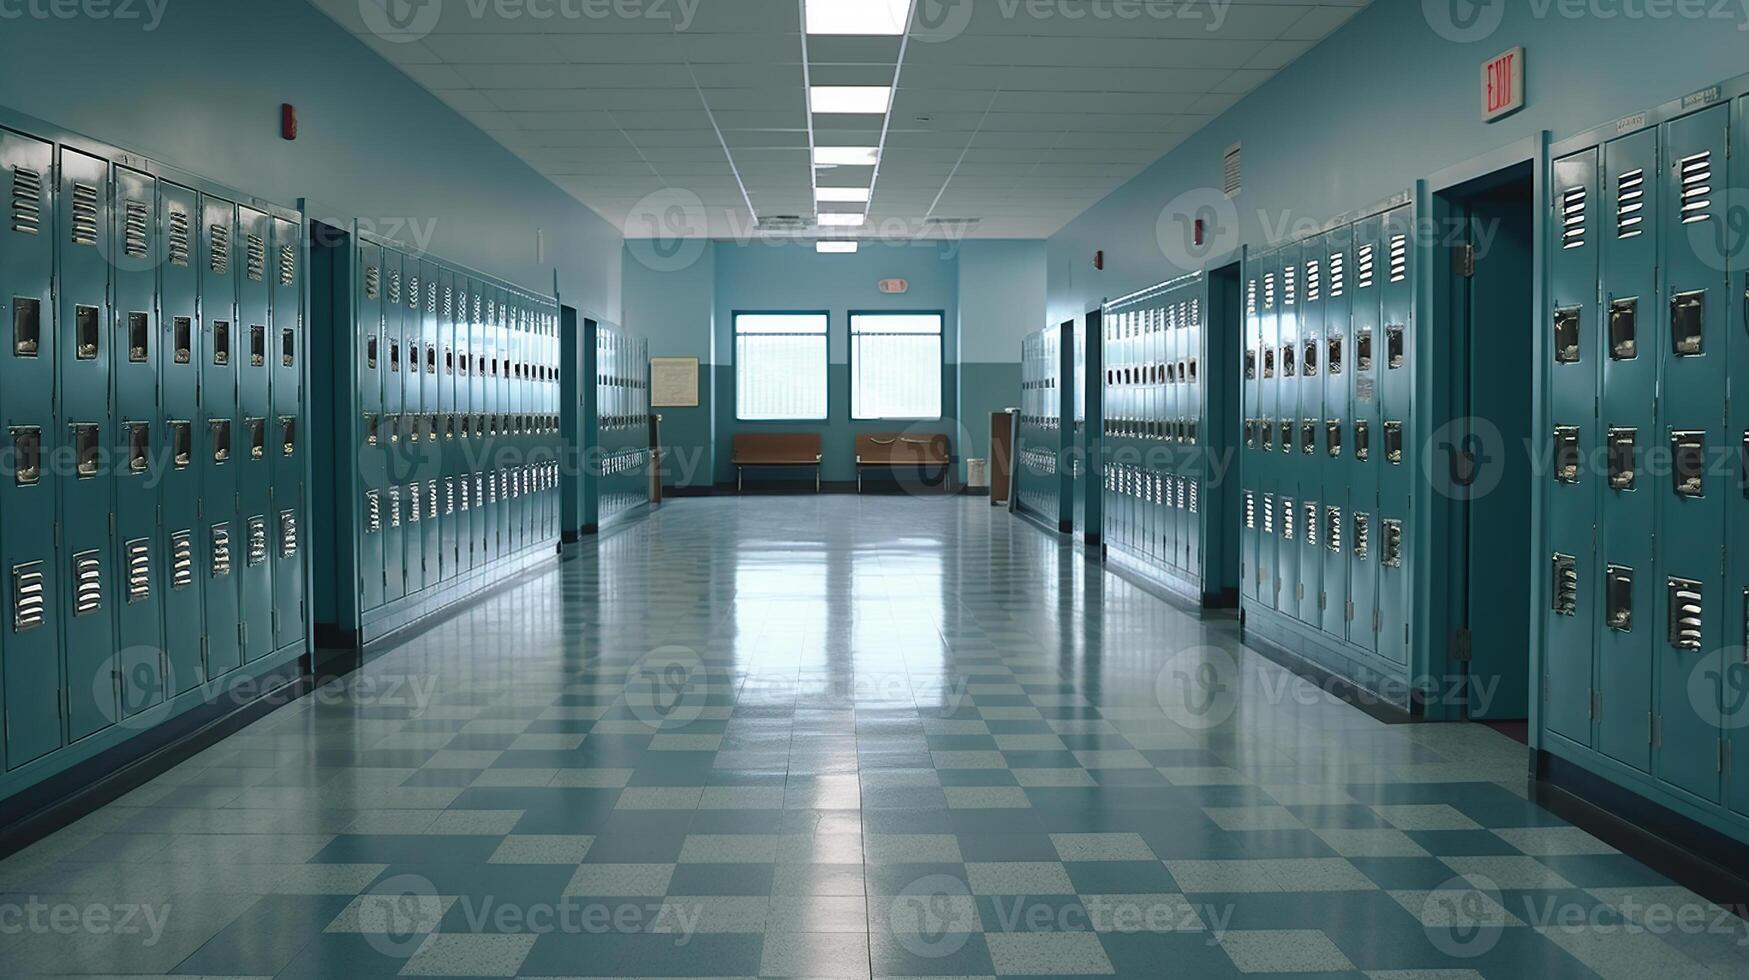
[1481,47,1524,122]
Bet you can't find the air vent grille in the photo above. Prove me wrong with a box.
[1388,234,1408,282]
[246,233,265,281]
[1669,577,1703,650]
[1353,513,1370,561]
[209,223,230,274]
[1305,260,1321,302]
[247,516,268,567]
[167,208,190,265]
[365,489,381,533]
[124,200,149,257]
[1382,519,1403,568]
[1356,243,1376,288]
[279,244,296,286]
[1616,169,1645,238]
[126,539,151,603]
[70,182,98,246]
[1304,501,1319,547]
[1244,490,1256,529]
[10,166,42,235]
[1552,553,1578,616]
[1327,506,1343,553]
[12,561,45,632]
[1560,186,1587,249]
[211,524,232,577]
[170,531,194,589]
[72,550,102,615]
[1678,151,1712,224]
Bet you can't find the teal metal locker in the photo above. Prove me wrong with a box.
[270,216,304,652]
[1348,215,1383,656]
[1376,206,1416,666]
[1320,227,1352,640]
[356,240,385,613]
[236,206,274,664]
[158,182,203,698]
[199,195,241,679]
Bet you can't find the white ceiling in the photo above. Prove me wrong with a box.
[314,0,1370,239]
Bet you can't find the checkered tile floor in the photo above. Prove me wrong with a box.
[1,496,1744,978]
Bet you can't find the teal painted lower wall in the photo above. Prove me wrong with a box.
[957,362,1021,488]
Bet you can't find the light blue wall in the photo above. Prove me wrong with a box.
[1047,0,1749,322]
[624,245,716,488]
[958,241,1047,483]
[0,0,620,319]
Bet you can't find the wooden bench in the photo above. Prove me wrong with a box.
[732,432,822,493]
[854,432,952,493]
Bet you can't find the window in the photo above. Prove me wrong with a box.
[735,313,828,420]
[851,312,943,420]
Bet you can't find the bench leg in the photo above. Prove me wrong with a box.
[815,467,820,494]
[737,468,742,494]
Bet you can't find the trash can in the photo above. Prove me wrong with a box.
[967,458,988,489]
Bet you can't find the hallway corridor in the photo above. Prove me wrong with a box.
[0,498,1740,978]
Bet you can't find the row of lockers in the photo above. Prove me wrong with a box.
[1545,92,1749,821]
[594,326,650,529]
[0,121,306,775]
[1241,205,1418,672]
[1016,323,1069,527]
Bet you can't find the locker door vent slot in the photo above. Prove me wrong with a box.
[1329,252,1345,296]
[124,201,149,257]
[1246,280,1258,316]
[1606,564,1633,632]
[1303,338,1318,376]
[388,269,401,305]
[125,539,150,603]
[169,531,193,589]
[1304,501,1318,547]
[1301,420,1316,455]
[427,281,437,313]
[76,305,99,359]
[212,320,229,366]
[170,421,191,468]
[279,509,297,558]
[166,208,190,266]
[73,423,99,479]
[1353,513,1370,561]
[12,561,45,631]
[1678,151,1713,224]
[1388,234,1408,282]
[246,516,268,567]
[70,182,98,246]
[1381,519,1403,568]
[427,479,438,519]
[1357,244,1377,288]
[1668,577,1703,650]
[1672,431,1705,498]
[173,316,191,364]
[1386,325,1405,369]
[407,275,420,310]
[128,311,149,362]
[1356,328,1373,372]
[10,166,42,235]
[388,486,401,527]
[1608,299,1637,360]
[1262,493,1275,535]
[1327,506,1343,553]
[365,490,381,533]
[445,477,456,515]
[209,223,229,274]
[210,420,231,463]
[245,234,265,282]
[247,418,265,460]
[13,296,40,356]
[1560,186,1587,249]
[365,265,380,299]
[1189,482,1199,514]
[280,417,296,457]
[1354,420,1370,461]
[282,327,295,368]
[1283,267,1297,306]
[1327,419,1342,458]
[1608,427,1636,490]
[210,524,231,578]
[1244,490,1256,529]
[279,244,296,286]
[1305,260,1321,302]
[1554,307,1582,363]
[1555,426,1581,483]
[127,422,149,474]
[408,482,422,523]
[250,324,265,367]
[1671,290,1704,356]
[72,550,101,616]
[1552,553,1578,616]
[443,285,454,318]
[1384,421,1404,465]
[11,426,41,485]
[1615,169,1645,238]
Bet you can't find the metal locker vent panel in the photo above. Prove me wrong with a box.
[388,486,402,528]
[407,275,420,309]
[126,539,150,603]
[1244,490,1256,529]
[1327,506,1343,553]
[1560,186,1587,249]
[443,286,454,317]
[365,490,381,533]
[279,244,296,286]
[388,270,401,304]
[1671,290,1704,356]
[1608,299,1637,360]
[408,482,421,523]
[1668,578,1703,650]
[1554,307,1582,364]
[209,223,230,274]
[1388,235,1408,282]
[170,531,193,590]
[13,561,46,632]
[1381,520,1403,568]
[365,265,380,299]
[1353,513,1371,561]
[427,281,437,313]
[1262,494,1275,535]
[1263,273,1275,309]
[1328,252,1346,297]
[1305,260,1321,301]
[1304,502,1318,547]
[246,516,268,567]
[427,480,438,519]
[72,550,101,616]
[1555,426,1582,483]
[1283,267,1297,306]
[245,234,265,281]
[1357,244,1376,288]
[1615,169,1645,238]
[1678,152,1712,224]
[124,200,149,257]
[211,525,232,578]
[167,208,190,265]
[280,510,297,559]
[1608,428,1637,491]
[70,181,98,246]
[1189,482,1198,514]
[1552,553,1578,616]
[1246,281,1257,316]
[1606,564,1633,632]
[10,166,42,234]
[445,477,456,515]
[1672,431,1705,498]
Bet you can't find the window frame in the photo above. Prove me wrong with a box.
[848,309,947,422]
[732,309,831,422]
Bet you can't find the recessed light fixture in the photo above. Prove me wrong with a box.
[814,146,881,167]
[818,213,867,227]
[810,86,892,114]
[817,241,859,254]
[816,187,872,203]
[804,0,913,35]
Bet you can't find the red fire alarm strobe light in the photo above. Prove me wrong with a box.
[281,104,298,141]
[1094,250,1104,271]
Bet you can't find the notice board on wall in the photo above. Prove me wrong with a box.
[651,356,700,407]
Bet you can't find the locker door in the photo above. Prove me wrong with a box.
[1654,106,1728,803]
[483,289,500,564]
[1186,291,1204,584]
[58,147,119,740]
[112,166,166,719]
[1376,206,1415,666]
[1321,229,1352,639]
[235,207,274,664]
[381,250,406,603]
[419,264,440,587]
[1276,244,1302,616]
[157,182,203,697]
[1597,129,1658,772]
[439,273,456,581]
[356,241,385,612]
[1148,307,1163,566]
[1159,304,1175,569]
[1299,249,1326,625]
[1729,95,1749,820]
[1546,149,1600,745]
[0,130,64,767]
[1242,276,1260,601]
[509,298,526,553]
[1257,258,1280,610]
[1348,219,1383,654]
[270,216,304,650]
[200,194,241,678]
[402,260,428,594]
[464,281,481,571]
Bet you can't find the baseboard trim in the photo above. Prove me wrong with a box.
[1239,626,1421,725]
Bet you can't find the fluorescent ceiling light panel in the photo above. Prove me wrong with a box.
[816,187,871,203]
[814,146,881,167]
[810,86,892,114]
[817,241,859,254]
[818,213,866,227]
[805,0,913,35]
